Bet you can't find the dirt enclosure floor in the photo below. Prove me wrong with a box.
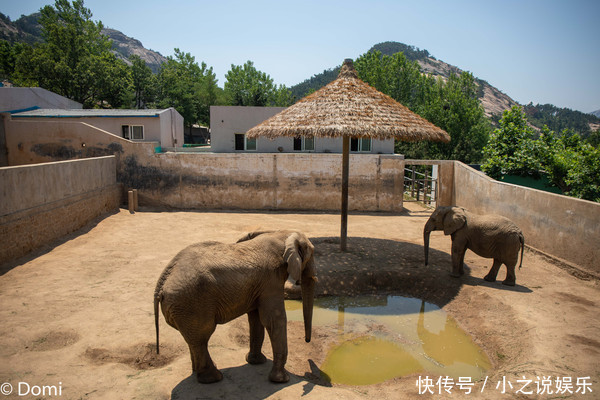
[0,202,598,399]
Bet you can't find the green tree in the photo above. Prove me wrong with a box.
[569,144,600,201]
[0,40,14,81]
[92,52,133,108]
[482,106,541,179]
[130,55,156,109]
[355,51,489,163]
[586,129,600,147]
[3,41,38,87]
[419,72,490,162]
[157,48,218,130]
[537,128,600,201]
[224,61,293,107]
[19,0,123,107]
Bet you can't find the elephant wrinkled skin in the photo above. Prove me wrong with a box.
[153,230,317,384]
[423,206,524,286]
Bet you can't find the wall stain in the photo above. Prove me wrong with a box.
[31,141,124,161]
[120,155,277,193]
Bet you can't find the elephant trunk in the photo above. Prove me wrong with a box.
[301,260,316,343]
[423,220,434,266]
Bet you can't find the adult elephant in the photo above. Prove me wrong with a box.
[423,206,524,286]
[154,230,317,384]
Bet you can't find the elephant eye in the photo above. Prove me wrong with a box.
[297,246,304,260]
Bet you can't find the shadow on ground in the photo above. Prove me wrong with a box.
[307,236,465,307]
[303,236,532,305]
[171,359,330,400]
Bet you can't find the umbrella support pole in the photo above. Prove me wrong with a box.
[340,136,349,251]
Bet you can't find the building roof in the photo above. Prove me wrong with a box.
[247,59,450,143]
[11,108,166,118]
[0,87,82,113]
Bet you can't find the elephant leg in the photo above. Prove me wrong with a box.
[259,300,289,383]
[502,261,517,286]
[458,250,466,276]
[484,259,502,283]
[246,309,267,364]
[179,318,222,384]
[450,240,467,278]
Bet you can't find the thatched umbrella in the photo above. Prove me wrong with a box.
[247,59,450,251]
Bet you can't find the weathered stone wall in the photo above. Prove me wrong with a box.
[453,161,600,276]
[0,156,120,265]
[123,152,405,211]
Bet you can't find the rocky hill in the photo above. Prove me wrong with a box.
[101,28,166,73]
[292,41,517,119]
[0,12,166,73]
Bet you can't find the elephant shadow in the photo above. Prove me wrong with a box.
[171,359,330,399]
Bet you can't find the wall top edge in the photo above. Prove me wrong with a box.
[0,155,116,171]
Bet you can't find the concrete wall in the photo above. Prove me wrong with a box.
[453,161,600,276]
[210,106,395,154]
[0,87,82,112]
[126,152,405,212]
[3,116,404,211]
[0,156,120,265]
[159,108,185,147]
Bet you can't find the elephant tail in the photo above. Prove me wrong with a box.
[154,292,161,354]
[518,233,525,270]
[154,295,160,354]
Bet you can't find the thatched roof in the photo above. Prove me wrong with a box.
[247,59,450,143]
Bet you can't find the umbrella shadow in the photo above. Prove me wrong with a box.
[308,236,532,306]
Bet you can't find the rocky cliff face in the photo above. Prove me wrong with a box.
[416,56,517,118]
[101,28,167,73]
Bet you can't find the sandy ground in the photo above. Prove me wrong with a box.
[0,202,598,399]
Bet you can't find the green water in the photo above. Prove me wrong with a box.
[286,295,490,386]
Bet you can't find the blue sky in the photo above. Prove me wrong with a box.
[2,0,599,113]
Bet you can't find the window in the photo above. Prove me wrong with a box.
[234,133,256,151]
[122,125,144,140]
[351,137,372,152]
[293,136,315,151]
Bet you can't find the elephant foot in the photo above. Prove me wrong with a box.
[483,274,496,283]
[450,272,461,278]
[502,279,516,287]
[269,368,290,383]
[197,368,223,384]
[246,352,267,365]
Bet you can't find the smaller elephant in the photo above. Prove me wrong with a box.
[423,206,524,286]
[154,230,317,384]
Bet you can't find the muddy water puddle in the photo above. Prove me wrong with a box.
[286,295,490,385]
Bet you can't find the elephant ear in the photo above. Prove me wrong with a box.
[283,232,302,283]
[443,208,467,235]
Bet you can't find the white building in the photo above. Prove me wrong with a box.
[11,108,184,149]
[210,106,395,154]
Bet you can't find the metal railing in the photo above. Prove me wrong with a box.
[404,165,438,205]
